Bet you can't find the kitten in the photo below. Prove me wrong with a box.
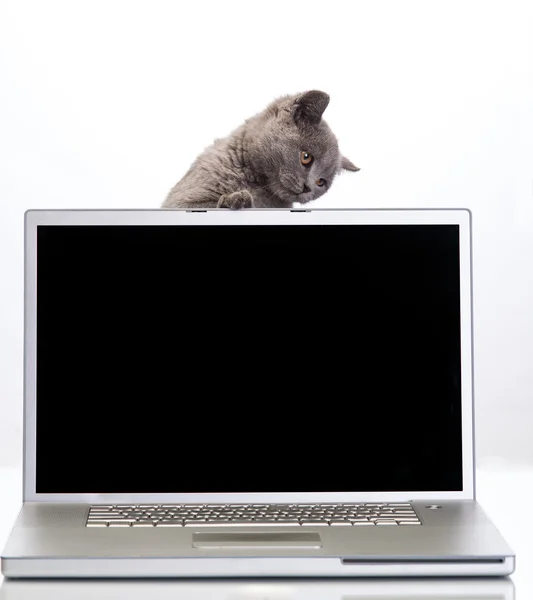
[162,90,359,209]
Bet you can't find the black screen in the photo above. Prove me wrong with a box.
[36,224,462,493]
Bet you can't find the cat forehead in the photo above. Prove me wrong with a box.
[298,119,338,147]
[277,122,339,154]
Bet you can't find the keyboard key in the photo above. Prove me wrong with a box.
[106,517,135,522]
[273,519,300,524]
[252,522,302,527]
[204,518,233,524]
[252,518,278,523]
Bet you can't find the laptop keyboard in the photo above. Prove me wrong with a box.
[86,503,421,527]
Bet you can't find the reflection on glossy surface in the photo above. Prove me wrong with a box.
[0,577,514,600]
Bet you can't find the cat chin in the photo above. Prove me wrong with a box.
[297,193,314,204]
[280,192,311,205]
[277,184,312,204]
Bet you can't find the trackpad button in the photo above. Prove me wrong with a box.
[192,532,322,549]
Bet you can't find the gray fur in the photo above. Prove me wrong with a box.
[162,90,359,209]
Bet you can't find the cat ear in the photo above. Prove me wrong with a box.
[292,91,330,125]
[341,156,360,172]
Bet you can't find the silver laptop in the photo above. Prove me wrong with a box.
[0,208,514,578]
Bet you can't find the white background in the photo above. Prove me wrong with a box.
[0,0,532,468]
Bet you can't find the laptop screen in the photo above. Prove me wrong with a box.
[35,224,462,493]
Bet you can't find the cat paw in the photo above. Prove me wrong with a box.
[217,190,254,210]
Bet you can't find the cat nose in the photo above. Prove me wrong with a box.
[302,184,311,194]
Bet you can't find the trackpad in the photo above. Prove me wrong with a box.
[192,532,322,549]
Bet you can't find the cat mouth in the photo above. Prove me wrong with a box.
[281,184,311,197]
[278,172,311,198]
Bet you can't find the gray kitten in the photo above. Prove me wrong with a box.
[162,90,359,210]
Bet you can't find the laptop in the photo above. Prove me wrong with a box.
[0,208,514,578]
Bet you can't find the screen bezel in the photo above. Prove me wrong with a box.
[23,208,475,502]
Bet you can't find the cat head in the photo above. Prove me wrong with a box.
[251,90,359,204]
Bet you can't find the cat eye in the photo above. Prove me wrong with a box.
[300,151,314,166]
[316,178,326,187]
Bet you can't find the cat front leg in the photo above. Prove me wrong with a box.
[217,190,254,210]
